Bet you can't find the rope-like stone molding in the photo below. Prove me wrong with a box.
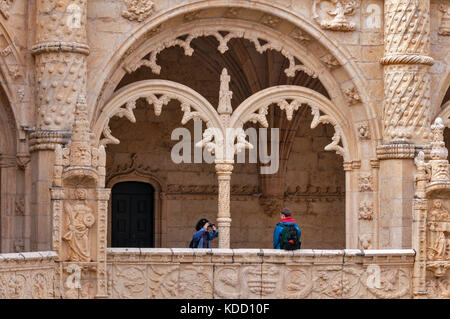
[31,41,90,56]
[380,54,434,66]
[376,143,416,160]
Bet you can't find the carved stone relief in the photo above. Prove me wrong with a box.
[359,174,374,192]
[357,122,370,140]
[439,4,450,36]
[313,0,360,32]
[359,201,374,220]
[122,0,154,22]
[124,25,315,79]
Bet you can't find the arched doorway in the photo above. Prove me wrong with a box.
[111,182,155,248]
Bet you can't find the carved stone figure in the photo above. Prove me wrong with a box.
[313,0,360,32]
[63,189,95,262]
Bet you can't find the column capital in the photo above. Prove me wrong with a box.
[29,130,71,152]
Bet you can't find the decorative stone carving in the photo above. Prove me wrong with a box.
[259,195,284,217]
[290,28,312,44]
[414,151,431,199]
[429,118,450,183]
[359,234,372,249]
[359,174,373,192]
[13,195,24,216]
[183,10,202,22]
[357,122,370,140]
[427,200,449,266]
[320,53,341,69]
[358,200,374,220]
[439,4,450,36]
[0,0,14,19]
[310,106,345,158]
[261,14,281,28]
[52,96,110,298]
[33,0,89,131]
[122,0,154,22]
[312,0,360,32]
[344,86,361,105]
[125,26,315,79]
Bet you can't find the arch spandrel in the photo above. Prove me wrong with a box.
[89,2,379,145]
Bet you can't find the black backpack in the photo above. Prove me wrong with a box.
[278,223,301,250]
[189,237,199,248]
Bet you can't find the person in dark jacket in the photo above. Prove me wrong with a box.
[273,207,301,249]
[191,218,218,248]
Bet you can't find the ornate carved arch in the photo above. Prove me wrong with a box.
[231,86,356,162]
[90,2,378,142]
[0,83,16,155]
[0,20,25,133]
[92,79,222,146]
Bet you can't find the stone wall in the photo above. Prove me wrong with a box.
[106,248,415,299]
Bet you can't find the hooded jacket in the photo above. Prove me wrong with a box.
[191,228,219,248]
[273,216,301,249]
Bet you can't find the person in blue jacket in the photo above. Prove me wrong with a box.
[273,207,301,249]
[191,218,218,248]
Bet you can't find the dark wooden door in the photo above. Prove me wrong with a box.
[111,182,154,248]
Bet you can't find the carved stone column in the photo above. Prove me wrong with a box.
[29,0,89,251]
[378,0,434,249]
[215,163,233,249]
[33,0,88,131]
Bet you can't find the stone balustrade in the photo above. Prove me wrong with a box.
[106,248,416,299]
[0,251,58,298]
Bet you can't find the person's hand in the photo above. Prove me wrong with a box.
[203,222,209,229]
[212,225,217,231]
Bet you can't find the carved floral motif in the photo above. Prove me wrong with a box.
[125,26,315,79]
[359,201,374,220]
[122,0,154,22]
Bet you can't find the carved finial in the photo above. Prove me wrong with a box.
[218,68,233,115]
[430,117,448,160]
[70,95,93,166]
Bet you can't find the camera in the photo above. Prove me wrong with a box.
[208,223,215,228]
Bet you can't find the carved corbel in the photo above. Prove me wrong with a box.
[313,0,360,32]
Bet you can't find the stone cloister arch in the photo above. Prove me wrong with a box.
[88,3,383,250]
[91,5,380,144]
[93,68,358,248]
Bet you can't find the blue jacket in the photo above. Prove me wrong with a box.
[273,218,301,249]
[192,228,219,248]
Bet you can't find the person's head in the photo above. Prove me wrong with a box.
[195,218,209,231]
[280,207,291,219]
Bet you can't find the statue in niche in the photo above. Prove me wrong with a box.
[430,200,450,221]
[63,189,95,262]
[428,200,449,261]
